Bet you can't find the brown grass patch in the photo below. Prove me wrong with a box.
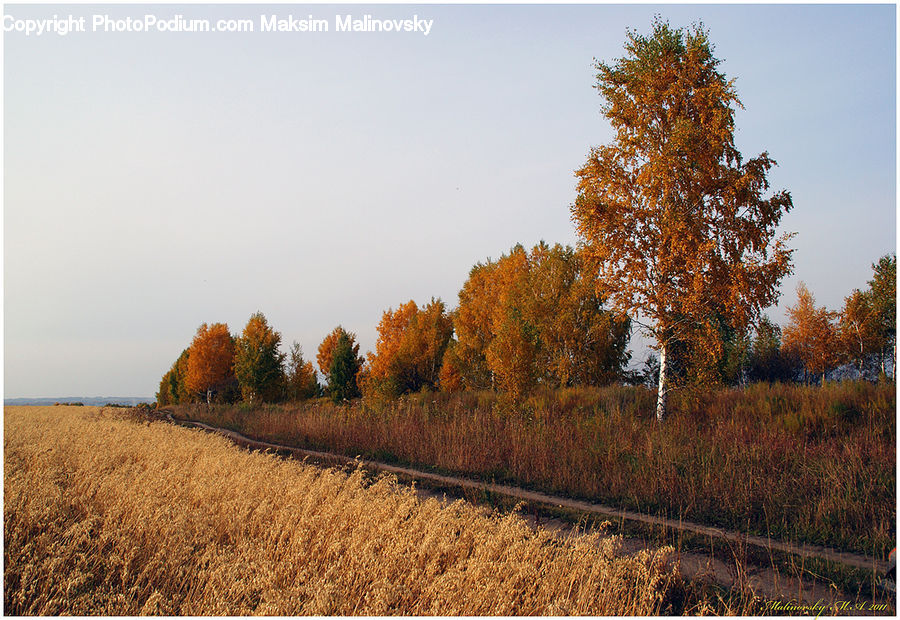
[177,382,895,556]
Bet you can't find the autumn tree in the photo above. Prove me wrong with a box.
[328,331,363,403]
[452,242,631,397]
[571,20,793,419]
[782,283,839,384]
[285,342,319,400]
[317,326,360,379]
[746,315,793,383]
[836,254,896,379]
[518,242,631,387]
[365,301,419,396]
[318,326,364,400]
[485,306,541,399]
[157,349,191,406]
[365,299,454,397]
[839,289,880,375]
[453,252,524,390]
[185,323,236,405]
[868,254,896,377]
[234,312,286,404]
[437,341,465,392]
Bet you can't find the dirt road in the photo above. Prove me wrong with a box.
[164,411,894,610]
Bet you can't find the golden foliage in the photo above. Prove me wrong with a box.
[437,344,465,393]
[454,243,631,397]
[782,283,839,382]
[5,406,675,615]
[570,20,794,417]
[184,323,235,402]
[365,299,453,396]
[316,326,360,378]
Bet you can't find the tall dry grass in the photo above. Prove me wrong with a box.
[4,406,675,615]
[177,381,895,557]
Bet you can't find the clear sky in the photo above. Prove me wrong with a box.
[4,3,896,398]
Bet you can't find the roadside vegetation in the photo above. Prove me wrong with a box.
[5,406,677,615]
[173,380,895,558]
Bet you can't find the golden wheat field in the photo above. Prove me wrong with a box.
[4,406,676,615]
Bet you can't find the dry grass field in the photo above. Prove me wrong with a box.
[4,406,676,615]
[179,382,895,557]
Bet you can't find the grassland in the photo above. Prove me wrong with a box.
[173,381,896,558]
[5,406,677,615]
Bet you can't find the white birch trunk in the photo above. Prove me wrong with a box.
[656,343,668,421]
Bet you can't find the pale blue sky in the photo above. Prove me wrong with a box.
[4,3,896,398]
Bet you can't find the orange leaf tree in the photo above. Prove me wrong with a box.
[571,20,793,419]
[452,242,631,398]
[184,323,236,405]
[365,299,453,397]
[782,283,839,384]
[317,326,363,392]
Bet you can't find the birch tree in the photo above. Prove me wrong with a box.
[571,19,793,419]
[184,323,236,406]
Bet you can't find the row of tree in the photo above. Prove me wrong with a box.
[362,242,632,400]
[643,255,895,389]
[157,314,361,406]
[782,255,896,383]
[158,20,895,415]
[157,251,894,407]
[157,242,635,406]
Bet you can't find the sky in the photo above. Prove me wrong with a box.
[3,3,896,398]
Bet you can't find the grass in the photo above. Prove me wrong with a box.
[172,381,895,558]
[5,405,678,615]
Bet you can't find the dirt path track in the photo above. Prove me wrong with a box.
[166,413,890,575]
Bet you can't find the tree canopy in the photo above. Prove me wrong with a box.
[184,323,236,405]
[571,19,793,419]
[451,242,631,398]
[234,312,286,404]
[365,299,453,397]
[328,331,363,403]
[782,283,839,384]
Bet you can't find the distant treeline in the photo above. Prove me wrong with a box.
[157,245,895,407]
[5,397,153,407]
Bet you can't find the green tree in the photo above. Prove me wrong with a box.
[571,20,793,419]
[839,289,880,375]
[157,349,191,406]
[868,254,896,377]
[328,331,362,403]
[746,315,794,383]
[285,342,319,400]
[234,312,286,404]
